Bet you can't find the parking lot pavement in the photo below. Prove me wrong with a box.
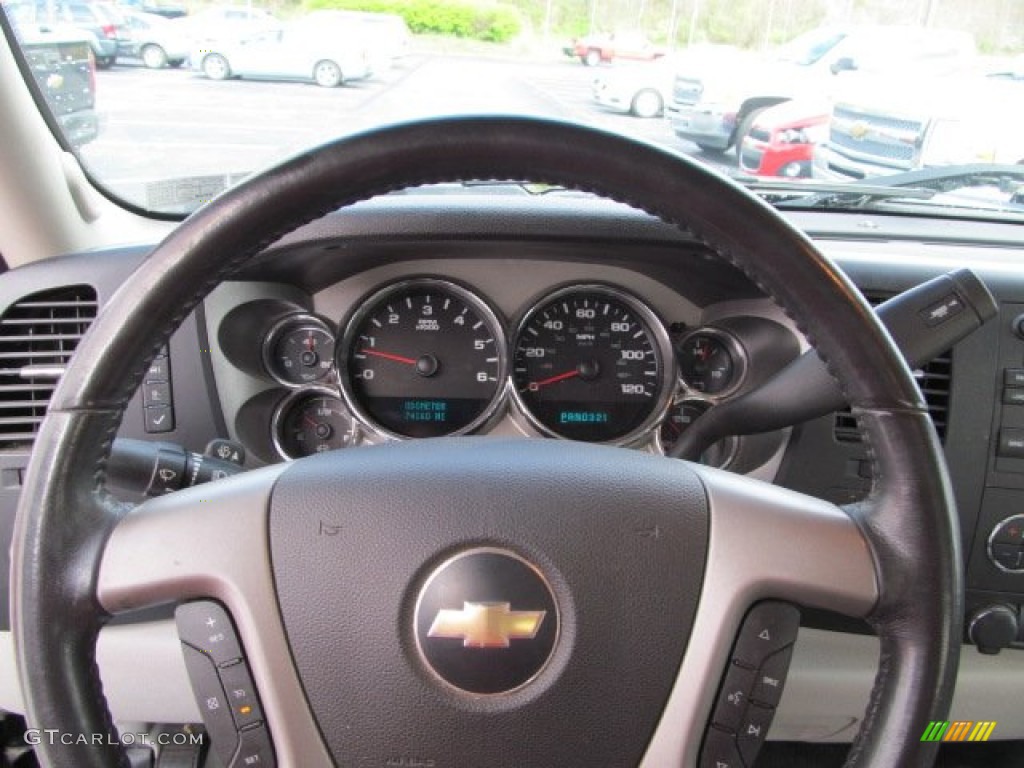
[82,54,739,208]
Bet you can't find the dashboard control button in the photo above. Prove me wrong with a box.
[144,405,175,434]
[737,703,775,766]
[143,381,173,407]
[699,726,743,768]
[220,661,264,730]
[1005,368,1024,387]
[176,601,244,667]
[146,357,171,382]
[229,724,276,768]
[732,602,800,668]
[988,515,1024,573]
[967,604,1019,655]
[710,662,756,732]
[1004,388,1024,406]
[997,429,1024,459]
[751,645,793,708]
[179,643,239,767]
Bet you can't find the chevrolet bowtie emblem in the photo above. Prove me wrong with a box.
[428,602,546,648]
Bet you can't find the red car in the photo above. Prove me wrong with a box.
[564,31,666,67]
[739,100,830,178]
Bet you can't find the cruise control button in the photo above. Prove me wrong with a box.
[220,661,264,730]
[176,601,244,667]
[230,724,276,768]
[711,662,756,732]
[732,602,800,668]
[179,644,239,767]
[751,645,793,708]
[737,703,775,766]
[699,726,743,768]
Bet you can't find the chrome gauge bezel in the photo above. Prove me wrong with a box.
[261,312,338,388]
[337,277,510,441]
[271,386,360,461]
[509,283,677,447]
[676,326,749,400]
[653,397,739,468]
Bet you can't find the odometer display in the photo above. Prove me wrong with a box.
[512,286,673,443]
[340,279,507,438]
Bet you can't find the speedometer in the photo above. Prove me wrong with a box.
[339,279,507,439]
[511,285,674,443]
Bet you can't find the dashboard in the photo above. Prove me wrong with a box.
[2,193,1024,745]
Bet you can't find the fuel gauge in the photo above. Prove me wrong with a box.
[658,400,736,468]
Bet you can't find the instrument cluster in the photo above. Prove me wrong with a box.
[251,276,798,468]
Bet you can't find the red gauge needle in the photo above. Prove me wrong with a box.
[360,349,417,365]
[303,415,320,429]
[528,369,579,391]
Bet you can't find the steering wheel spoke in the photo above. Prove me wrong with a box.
[96,464,332,766]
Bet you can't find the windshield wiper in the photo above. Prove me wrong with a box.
[743,164,1024,212]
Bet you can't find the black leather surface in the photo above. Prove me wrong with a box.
[10,116,959,767]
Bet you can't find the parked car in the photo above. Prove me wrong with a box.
[739,100,830,177]
[665,25,975,155]
[192,19,373,87]
[117,9,188,68]
[592,46,737,119]
[170,5,279,45]
[7,0,126,68]
[9,21,97,146]
[564,30,665,67]
[116,0,187,20]
[817,73,1024,180]
[304,10,411,73]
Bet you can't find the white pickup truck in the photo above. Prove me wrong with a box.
[816,71,1024,180]
[665,25,975,155]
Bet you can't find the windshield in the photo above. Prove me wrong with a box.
[2,0,1023,217]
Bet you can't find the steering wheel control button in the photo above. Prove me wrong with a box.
[179,644,240,767]
[699,726,744,768]
[737,703,775,765]
[710,662,756,732]
[987,515,1024,573]
[751,645,794,708]
[143,346,176,433]
[731,601,800,668]
[230,724,276,768]
[414,549,559,695]
[220,661,265,729]
[175,601,244,667]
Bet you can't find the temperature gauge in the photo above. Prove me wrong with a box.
[677,329,745,396]
[273,390,358,459]
[263,314,336,387]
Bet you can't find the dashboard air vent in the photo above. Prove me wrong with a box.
[832,291,951,444]
[0,285,98,449]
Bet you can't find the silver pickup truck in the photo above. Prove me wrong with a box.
[665,25,975,155]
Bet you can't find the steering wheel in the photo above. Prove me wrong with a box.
[11,117,961,767]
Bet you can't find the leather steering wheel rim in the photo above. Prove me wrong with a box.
[11,116,961,767]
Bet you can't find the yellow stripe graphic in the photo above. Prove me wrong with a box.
[968,722,996,742]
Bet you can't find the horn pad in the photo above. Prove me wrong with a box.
[269,439,708,767]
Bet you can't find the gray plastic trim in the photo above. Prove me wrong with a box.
[95,459,875,768]
[639,465,878,767]
[95,463,334,768]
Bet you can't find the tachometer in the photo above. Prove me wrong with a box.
[339,279,507,438]
[511,285,674,443]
